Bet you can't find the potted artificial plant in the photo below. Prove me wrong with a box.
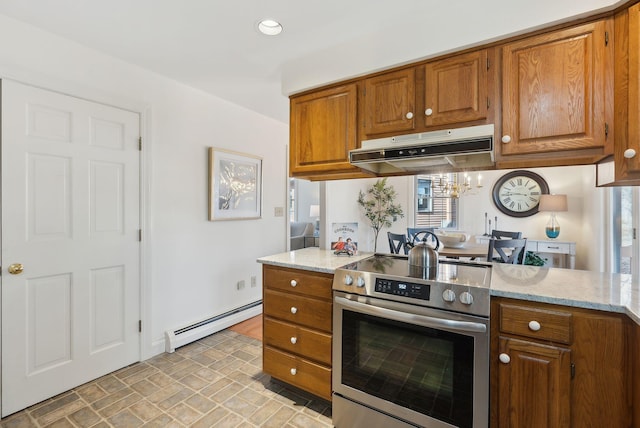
[357,178,404,252]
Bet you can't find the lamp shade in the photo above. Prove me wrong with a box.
[309,204,320,218]
[538,194,568,212]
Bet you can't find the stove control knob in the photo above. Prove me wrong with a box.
[343,275,353,286]
[356,276,366,288]
[459,291,474,305]
[442,289,456,302]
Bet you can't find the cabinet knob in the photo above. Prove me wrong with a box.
[425,108,433,116]
[624,148,637,159]
[501,135,511,143]
[290,279,297,287]
[405,111,414,120]
[499,353,511,364]
[290,307,298,314]
[290,337,297,344]
[290,368,297,376]
[528,320,541,331]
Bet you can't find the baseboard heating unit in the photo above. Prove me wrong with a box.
[164,300,262,353]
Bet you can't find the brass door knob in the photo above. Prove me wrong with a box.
[8,263,24,275]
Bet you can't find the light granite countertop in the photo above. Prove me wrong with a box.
[257,247,374,274]
[258,248,640,326]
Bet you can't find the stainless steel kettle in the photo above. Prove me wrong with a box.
[407,231,440,279]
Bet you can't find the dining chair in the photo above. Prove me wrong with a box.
[387,232,409,255]
[491,229,523,239]
[488,238,527,264]
[407,227,434,243]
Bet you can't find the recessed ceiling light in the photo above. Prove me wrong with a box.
[258,19,283,36]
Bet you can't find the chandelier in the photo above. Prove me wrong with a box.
[430,173,483,199]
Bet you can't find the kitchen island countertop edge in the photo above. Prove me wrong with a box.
[258,248,640,325]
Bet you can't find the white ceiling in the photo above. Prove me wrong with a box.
[0,0,622,123]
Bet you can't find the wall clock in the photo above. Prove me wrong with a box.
[492,170,549,217]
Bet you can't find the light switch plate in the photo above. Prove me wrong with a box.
[274,207,284,217]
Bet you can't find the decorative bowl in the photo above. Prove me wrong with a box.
[434,230,471,248]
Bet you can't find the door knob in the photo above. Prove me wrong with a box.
[8,263,24,275]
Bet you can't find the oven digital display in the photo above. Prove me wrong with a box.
[374,278,430,300]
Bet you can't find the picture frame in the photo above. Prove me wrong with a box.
[209,147,262,221]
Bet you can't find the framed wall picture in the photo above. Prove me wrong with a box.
[209,147,262,221]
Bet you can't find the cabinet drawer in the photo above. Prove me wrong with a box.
[263,265,332,300]
[264,317,332,365]
[263,289,332,332]
[537,242,571,254]
[263,346,332,401]
[500,303,573,344]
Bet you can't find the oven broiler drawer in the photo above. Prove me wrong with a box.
[263,264,332,299]
[264,317,332,365]
[263,346,332,401]
[263,289,332,332]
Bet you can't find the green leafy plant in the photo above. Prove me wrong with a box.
[524,251,547,266]
[357,178,404,252]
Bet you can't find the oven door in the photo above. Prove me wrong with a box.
[332,292,489,428]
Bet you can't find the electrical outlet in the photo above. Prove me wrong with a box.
[237,280,245,290]
[274,206,284,217]
[251,276,257,287]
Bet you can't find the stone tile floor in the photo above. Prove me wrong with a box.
[0,330,333,427]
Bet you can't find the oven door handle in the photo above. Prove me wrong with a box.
[335,296,487,334]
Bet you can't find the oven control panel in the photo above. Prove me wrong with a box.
[374,278,430,300]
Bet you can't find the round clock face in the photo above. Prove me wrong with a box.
[492,171,549,217]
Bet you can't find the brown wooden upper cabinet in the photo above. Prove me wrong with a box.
[499,19,614,164]
[627,3,640,174]
[290,83,368,179]
[362,68,416,136]
[424,49,489,127]
[362,49,493,138]
[607,3,640,183]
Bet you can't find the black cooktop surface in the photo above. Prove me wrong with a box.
[339,254,491,288]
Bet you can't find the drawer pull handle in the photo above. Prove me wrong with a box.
[290,368,297,376]
[290,280,297,287]
[547,246,560,249]
[528,320,541,331]
[290,307,298,314]
[499,353,511,364]
[290,337,297,344]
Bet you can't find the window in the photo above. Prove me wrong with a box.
[414,174,459,229]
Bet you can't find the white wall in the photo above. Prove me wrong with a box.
[324,165,604,271]
[0,14,289,358]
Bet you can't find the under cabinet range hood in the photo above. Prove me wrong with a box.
[350,124,495,174]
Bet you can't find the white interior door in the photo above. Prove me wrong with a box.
[1,80,141,416]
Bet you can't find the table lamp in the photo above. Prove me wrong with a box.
[538,194,568,239]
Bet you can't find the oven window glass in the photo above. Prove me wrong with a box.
[341,310,474,428]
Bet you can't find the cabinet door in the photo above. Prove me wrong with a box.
[501,20,612,157]
[424,50,488,126]
[290,84,359,175]
[363,68,415,135]
[623,4,640,173]
[498,336,571,428]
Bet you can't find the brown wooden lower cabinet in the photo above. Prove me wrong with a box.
[491,297,633,428]
[262,264,333,401]
[262,346,332,400]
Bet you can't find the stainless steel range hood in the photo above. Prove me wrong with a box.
[350,124,495,174]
